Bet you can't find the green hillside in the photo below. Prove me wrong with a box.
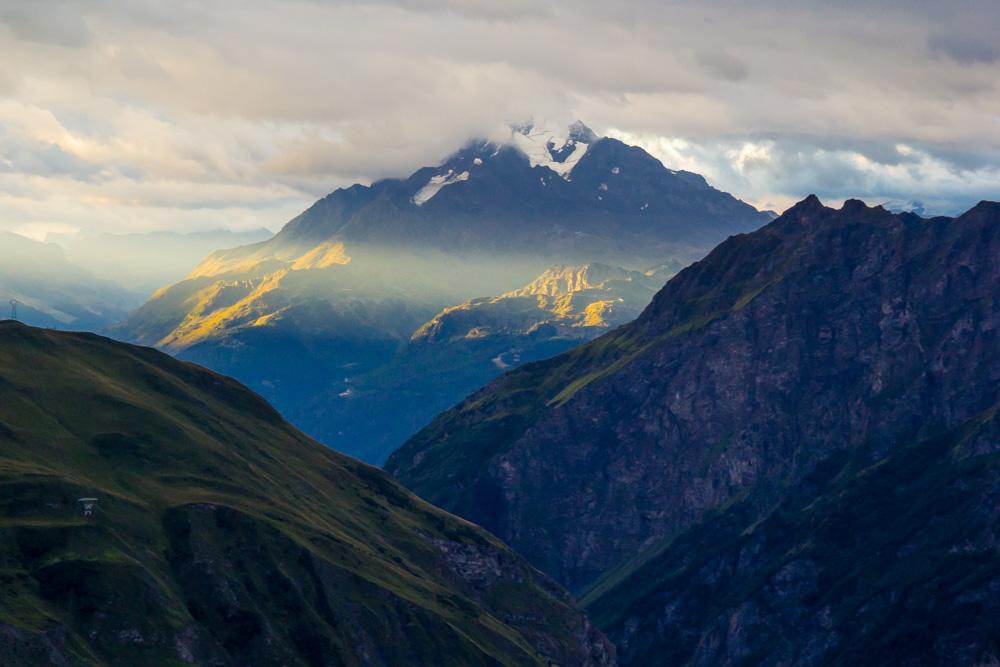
[0,321,611,666]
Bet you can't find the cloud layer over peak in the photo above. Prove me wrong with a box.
[0,0,997,239]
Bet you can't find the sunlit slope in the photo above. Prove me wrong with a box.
[0,322,612,666]
[120,246,541,352]
[413,263,668,343]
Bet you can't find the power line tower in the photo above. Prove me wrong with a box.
[8,300,17,321]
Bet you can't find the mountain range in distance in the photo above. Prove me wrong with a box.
[0,232,137,331]
[50,228,275,297]
[0,228,274,332]
[387,196,1000,665]
[117,121,773,463]
[5,193,997,666]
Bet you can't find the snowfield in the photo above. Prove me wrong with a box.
[412,169,471,206]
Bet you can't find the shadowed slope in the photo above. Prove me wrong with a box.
[585,403,1000,665]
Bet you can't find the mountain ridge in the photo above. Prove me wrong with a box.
[386,195,1000,596]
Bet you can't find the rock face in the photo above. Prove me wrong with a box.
[585,407,1000,665]
[387,197,1000,603]
[116,122,768,463]
[0,322,614,667]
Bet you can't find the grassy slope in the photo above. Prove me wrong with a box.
[0,321,602,666]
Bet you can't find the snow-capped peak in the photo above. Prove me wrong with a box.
[509,120,598,180]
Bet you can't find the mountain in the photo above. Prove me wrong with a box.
[294,262,670,464]
[386,197,1000,661]
[53,228,274,296]
[117,121,770,462]
[264,121,770,264]
[0,232,138,330]
[0,321,613,666]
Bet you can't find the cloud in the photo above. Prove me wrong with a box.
[0,0,997,238]
[0,1,93,48]
[610,130,1000,216]
[695,51,750,83]
[927,28,998,65]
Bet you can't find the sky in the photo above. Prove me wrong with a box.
[1,0,998,239]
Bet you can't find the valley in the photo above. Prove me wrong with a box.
[2,5,997,658]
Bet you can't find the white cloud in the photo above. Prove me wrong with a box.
[612,130,1000,216]
[0,0,996,237]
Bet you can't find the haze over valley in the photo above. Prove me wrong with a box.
[113,122,771,462]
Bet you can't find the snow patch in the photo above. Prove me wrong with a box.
[412,169,470,206]
[511,127,589,179]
